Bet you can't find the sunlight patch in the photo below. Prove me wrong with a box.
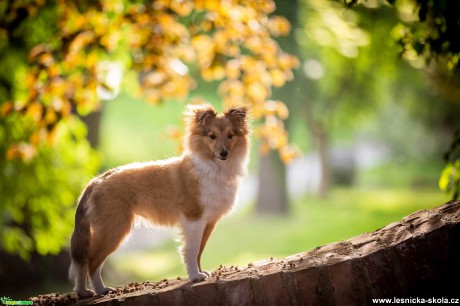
[113,250,182,280]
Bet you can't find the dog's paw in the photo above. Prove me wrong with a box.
[95,286,115,295]
[201,270,211,277]
[189,272,209,282]
[75,288,95,298]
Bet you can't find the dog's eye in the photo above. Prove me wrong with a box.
[227,133,233,139]
[209,134,216,140]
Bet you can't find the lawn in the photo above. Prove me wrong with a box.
[105,187,449,285]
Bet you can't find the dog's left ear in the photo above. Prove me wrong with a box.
[225,106,249,135]
[225,106,247,122]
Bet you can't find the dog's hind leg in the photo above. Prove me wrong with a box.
[69,185,94,297]
[88,215,132,295]
[69,261,95,298]
[91,261,113,295]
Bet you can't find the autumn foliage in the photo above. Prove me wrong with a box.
[1,0,299,163]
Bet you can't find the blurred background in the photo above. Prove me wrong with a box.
[1,0,459,299]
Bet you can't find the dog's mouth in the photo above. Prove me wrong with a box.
[216,155,229,161]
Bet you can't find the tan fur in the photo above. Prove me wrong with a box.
[69,104,250,297]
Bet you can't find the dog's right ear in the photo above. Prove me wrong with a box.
[184,104,217,127]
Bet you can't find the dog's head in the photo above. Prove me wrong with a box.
[184,104,250,161]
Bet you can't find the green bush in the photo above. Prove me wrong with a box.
[0,114,99,260]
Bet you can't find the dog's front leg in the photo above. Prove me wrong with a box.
[180,218,208,282]
[198,222,216,277]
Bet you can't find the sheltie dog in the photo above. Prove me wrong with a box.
[68,104,250,297]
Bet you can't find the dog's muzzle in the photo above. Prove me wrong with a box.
[218,149,229,160]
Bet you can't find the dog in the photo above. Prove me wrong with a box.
[68,104,250,297]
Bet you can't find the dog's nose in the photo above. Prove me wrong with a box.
[220,150,229,159]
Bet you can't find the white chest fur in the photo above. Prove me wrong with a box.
[191,156,244,222]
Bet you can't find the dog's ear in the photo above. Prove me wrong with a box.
[184,104,217,127]
[225,106,249,135]
[196,108,217,126]
[225,106,247,122]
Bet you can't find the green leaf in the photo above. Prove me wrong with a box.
[439,164,453,191]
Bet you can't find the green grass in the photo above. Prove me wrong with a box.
[357,159,445,190]
[105,187,449,285]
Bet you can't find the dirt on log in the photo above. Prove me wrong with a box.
[32,200,460,306]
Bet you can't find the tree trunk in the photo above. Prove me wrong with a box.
[255,0,299,215]
[316,125,331,198]
[81,110,101,148]
[256,150,289,215]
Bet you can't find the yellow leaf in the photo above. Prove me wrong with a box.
[263,100,279,117]
[258,0,276,14]
[225,59,241,79]
[223,96,245,108]
[268,16,291,37]
[169,0,194,16]
[247,82,269,102]
[260,142,271,155]
[1,101,13,116]
[26,103,43,123]
[144,71,167,87]
[270,69,286,87]
[280,145,301,164]
[218,79,244,97]
[278,53,299,70]
[276,101,289,119]
[38,53,54,67]
[240,56,257,72]
[45,108,57,124]
[6,143,37,161]
[144,88,161,104]
[252,102,266,119]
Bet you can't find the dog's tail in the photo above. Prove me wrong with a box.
[68,183,93,281]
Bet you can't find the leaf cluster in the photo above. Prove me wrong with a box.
[1,0,299,161]
[344,0,460,70]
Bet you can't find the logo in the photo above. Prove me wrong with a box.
[0,296,33,305]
